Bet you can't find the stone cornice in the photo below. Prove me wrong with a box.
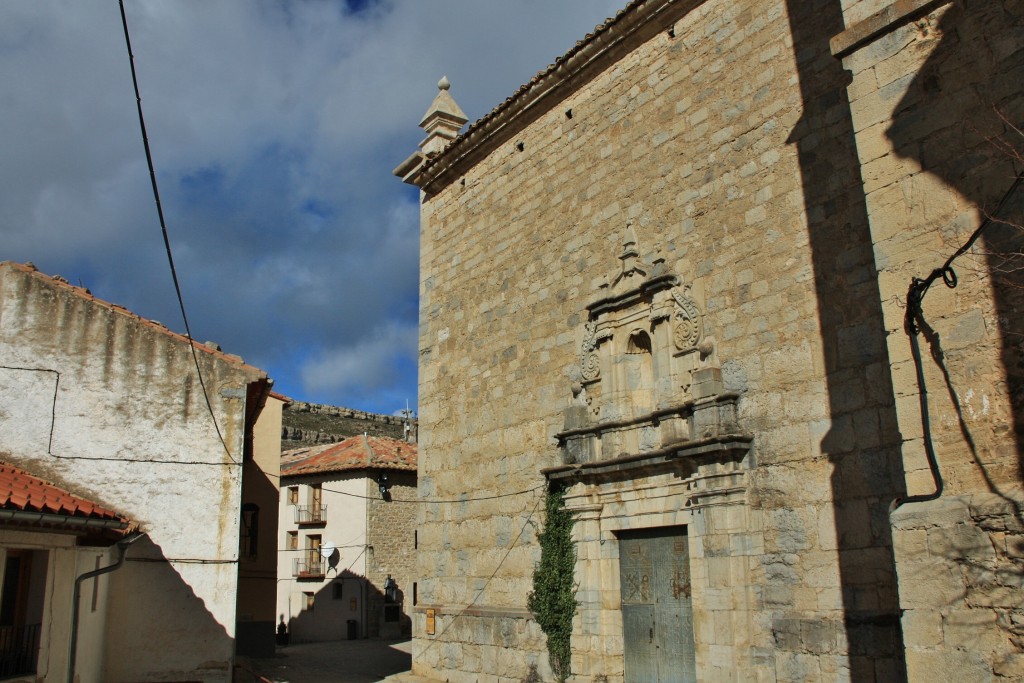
[830,0,953,58]
[543,433,753,484]
[405,0,699,195]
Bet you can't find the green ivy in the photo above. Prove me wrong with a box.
[528,484,577,682]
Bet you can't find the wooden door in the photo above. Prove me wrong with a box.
[619,526,696,683]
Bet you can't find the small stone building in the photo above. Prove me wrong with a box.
[395,0,1023,681]
[277,435,417,642]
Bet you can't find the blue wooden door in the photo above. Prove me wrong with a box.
[619,526,696,682]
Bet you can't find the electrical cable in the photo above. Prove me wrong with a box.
[417,489,544,652]
[117,0,237,465]
[0,366,544,494]
[0,365,237,467]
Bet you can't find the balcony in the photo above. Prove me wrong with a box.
[294,504,326,526]
[293,557,324,579]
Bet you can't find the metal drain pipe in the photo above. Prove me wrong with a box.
[68,532,143,683]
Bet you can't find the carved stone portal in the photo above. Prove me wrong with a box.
[559,225,747,482]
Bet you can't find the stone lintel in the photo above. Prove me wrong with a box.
[555,392,740,444]
[830,0,952,58]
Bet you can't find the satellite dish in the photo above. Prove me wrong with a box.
[321,542,340,570]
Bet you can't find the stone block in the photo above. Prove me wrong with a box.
[906,649,993,683]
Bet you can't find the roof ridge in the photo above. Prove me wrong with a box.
[0,261,266,377]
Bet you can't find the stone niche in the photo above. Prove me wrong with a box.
[555,226,751,494]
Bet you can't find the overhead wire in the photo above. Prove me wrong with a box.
[117,0,237,465]
[417,488,544,653]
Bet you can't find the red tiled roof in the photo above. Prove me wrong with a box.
[281,435,417,478]
[0,462,129,523]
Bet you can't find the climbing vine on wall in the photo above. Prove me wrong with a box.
[528,484,578,683]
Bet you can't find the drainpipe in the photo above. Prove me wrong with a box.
[68,532,143,683]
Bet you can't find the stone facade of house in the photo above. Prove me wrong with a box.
[835,0,1024,679]
[396,0,1023,681]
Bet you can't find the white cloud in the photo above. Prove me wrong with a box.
[0,0,626,412]
[300,320,418,396]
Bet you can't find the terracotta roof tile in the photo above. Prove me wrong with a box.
[281,435,417,478]
[0,462,129,522]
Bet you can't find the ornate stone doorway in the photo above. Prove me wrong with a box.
[618,526,696,683]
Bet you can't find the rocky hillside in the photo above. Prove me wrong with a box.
[281,401,416,452]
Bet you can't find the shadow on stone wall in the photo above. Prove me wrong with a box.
[785,0,908,679]
[883,4,1024,674]
[886,0,1024,510]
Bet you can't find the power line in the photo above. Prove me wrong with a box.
[117,0,237,465]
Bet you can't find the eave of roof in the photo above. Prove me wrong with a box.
[407,0,687,195]
[0,462,132,536]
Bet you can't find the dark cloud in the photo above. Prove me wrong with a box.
[0,0,624,414]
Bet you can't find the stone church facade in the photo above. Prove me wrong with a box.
[396,0,1023,681]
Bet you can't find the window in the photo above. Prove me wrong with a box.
[287,531,297,550]
[333,583,344,600]
[240,504,259,560]
[303,591,314,611]
[0,549,47,677]
[310,484,322,509]
[306,535,322,575]
[287,487,298,505]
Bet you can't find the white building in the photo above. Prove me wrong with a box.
[277,435,417,643]
[0,261,282,681]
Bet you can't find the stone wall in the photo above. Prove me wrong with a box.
[836,0,1024,679]
[408,0,911,679]
[892,493,1024,679]
[402,0,1023,679]
[366,471,418,638]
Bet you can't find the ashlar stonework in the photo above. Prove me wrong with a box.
[395,0,1024,681]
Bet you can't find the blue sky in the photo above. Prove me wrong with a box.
[0,0,624,415]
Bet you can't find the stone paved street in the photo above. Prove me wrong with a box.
[240,639,412,683]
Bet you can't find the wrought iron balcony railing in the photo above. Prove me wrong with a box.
[293,557,324,578]
[0,623,40,678]
[294,504,326,525]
